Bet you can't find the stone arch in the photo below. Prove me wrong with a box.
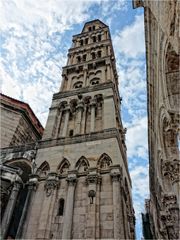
[37,161,50,177]
[5,158,32,183]
[57,158,70,174]
[97,153,112,169]
[75,156,89,172]
[90,77,100,86]
[73,81,83,89]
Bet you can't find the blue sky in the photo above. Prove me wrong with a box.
[0,0,149,239]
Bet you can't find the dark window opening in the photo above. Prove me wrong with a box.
[91,52,96,59]
[97,51,101,58]
[88,27,92,31]
[85,38,88,44]
[69,112,73,121]
[83,54,86,61]
[80,39,83,46]
[98,35,101,41]
[77,56,81,63]
[69,129,74,137]
[93,36,96,43]
[93,25,96,30]
[57,198,65,216]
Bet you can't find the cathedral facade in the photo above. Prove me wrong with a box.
[0,20,135,239]
[133,0,179,239]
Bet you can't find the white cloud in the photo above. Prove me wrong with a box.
[113,14,145,58]
[126,116,148,159]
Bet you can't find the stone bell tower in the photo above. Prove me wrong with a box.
[22,19,135,239]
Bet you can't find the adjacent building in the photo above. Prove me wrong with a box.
[133,0,179,239]
[0,20,135,239]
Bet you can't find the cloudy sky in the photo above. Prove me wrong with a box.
[0,0,149,238]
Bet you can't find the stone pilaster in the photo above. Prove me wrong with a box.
[110,166,124,239]
[90,99,96,132]
[75,100,84,135]
[62,106,70,137]
[86,168,101,239]
[1,181,21,239]
[62,171,77,240]
[37,172,59,239]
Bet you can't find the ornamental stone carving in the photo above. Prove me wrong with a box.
[44,172,59,197]
[86,173,101,185]
[162,159,179,183]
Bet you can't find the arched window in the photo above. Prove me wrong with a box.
[97,51,101,58]
[77,56,81,63]
[97,153,112,169]
[91,52,96,59]
[69,129,74,137]
[90,78,100,86]
[88,27,92,31]
[98,35,101,41]
[80,39,83,46]
[85,38,88,44]
[93,25,96,31]
[57,159,70,174]
[57,198,65,216]
[73,81,83,89]
[83,54,87,61]
[93,36,96,43]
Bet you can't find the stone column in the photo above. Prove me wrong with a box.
[106,63,111,81]
[102,67,106,82]
[86,169,101,239]
[55,108,63,138]
[83,66,88,87]
[1,181,21,239]
[62,171,77,240]
[90,99,96,133]
[62,107,70,137]
[110,167,124,239]
[37,172,59,239]
[16,175,39,239]
[81,104,87,134]
[75,100,84,135]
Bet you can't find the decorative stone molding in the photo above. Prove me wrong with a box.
[162,194,177,209]
[66,170,77,186]
[110,172,121,182]
[162,159,179,183]
[44,172,59,197]
[28,174,39,190]
[110,165,122,182]
[86,173,101,185]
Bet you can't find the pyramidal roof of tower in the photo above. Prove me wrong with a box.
[81,19,108,33]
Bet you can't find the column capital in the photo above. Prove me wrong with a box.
[44,172,59,197]
[110,172,121,182]
[28,174,39,190]
[66,176,77,186]
[64,106,71,112]
[90,98,97,107]
[76,100,84,110]
[86,173,101,185]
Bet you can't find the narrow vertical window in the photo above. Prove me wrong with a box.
[93,36,96,43]
[57,198,65,216]
[80,39,83,46]
[91,52,96,59]
[85,38,88,44]
[83,54,86,61]
[98,35,101,41]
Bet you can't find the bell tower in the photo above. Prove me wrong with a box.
[23,19,135,240]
